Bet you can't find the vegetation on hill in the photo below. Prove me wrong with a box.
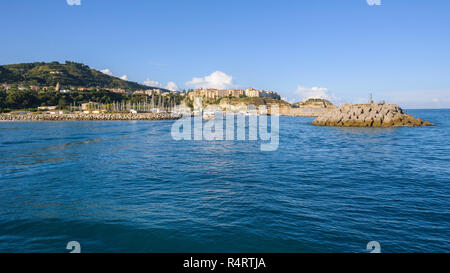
[0,61,167,91]
[0,88,183,113]
[0,61,180,112]
[294,98,335,108]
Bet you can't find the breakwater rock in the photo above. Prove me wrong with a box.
[312,104,432,127]
[0,113,181,121]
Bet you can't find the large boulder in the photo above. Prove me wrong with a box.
[312,104,432,127]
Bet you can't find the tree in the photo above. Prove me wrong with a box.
[4,89,38,109]
[0,90,6,109]
[58,97,68,108]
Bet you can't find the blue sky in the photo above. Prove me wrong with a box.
[1,0,449,108]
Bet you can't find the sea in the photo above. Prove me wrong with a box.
[0,109,449,253]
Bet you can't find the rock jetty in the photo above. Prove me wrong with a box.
[312,104,432,127]
[0,113,181,121]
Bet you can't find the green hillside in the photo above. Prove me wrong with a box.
[0,61,165,91]
[294,98,335,108]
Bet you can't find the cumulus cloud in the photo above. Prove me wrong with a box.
[142,77,178,91]
[366,0,381,6]
[165,81,179,91]
[100,69,114,76]
[101,69,128,81]
[186,71,234,89]
[295,85,335,101]
[67,0,81,6]
[143,78,162,87]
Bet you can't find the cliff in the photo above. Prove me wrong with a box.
[217,97,290,108]
[215,97,328,117]
[312,104,432,127]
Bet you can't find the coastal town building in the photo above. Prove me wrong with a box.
[38,106,57,111]
[46,110,72,115]
[187,88,281,101]
[133,89,161,96]
[106,88,129,94]
[244,88,280,99]
[81,102,101,111]
[0,83,11,90]
[133,89,180,96]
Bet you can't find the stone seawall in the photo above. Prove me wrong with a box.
[0,113,181,121]
[278,106,327,117]
[312,104,432,127]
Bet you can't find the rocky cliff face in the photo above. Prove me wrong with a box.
[216,98,327,117]
[312,104,432,127]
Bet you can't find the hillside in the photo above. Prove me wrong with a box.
[294,98,336,108]
[0,61,166,91]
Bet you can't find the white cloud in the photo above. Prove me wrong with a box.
[143,78,162,87]
[101,69,129,81]
[367,0,381,6]
[142,77,178,91]
[186,71,234,89]
[165,81,179,91]
[67,0,81,6]
[295,85,335,101]
[100,69,113,76]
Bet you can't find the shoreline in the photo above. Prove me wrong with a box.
[0,110,322,122]
[0,113,182,121]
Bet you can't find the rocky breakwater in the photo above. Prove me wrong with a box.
[312,104,432,127]
[0,112,181,121]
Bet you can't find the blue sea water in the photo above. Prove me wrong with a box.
[0,109,449,253]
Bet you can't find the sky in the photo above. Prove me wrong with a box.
[1,0,449,108]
